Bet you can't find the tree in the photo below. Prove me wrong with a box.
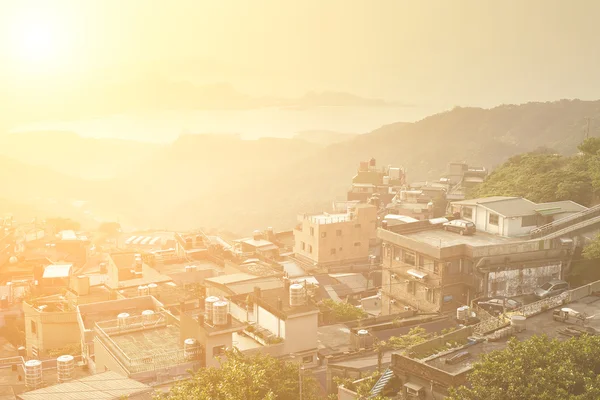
[447,335,600,400]
[156,349,320,400]
[322,299,367,322]
[582,234,600,260]
[578,137,600,156]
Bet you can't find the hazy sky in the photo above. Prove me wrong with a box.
[1,0,600,108]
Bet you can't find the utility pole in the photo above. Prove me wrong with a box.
[586,117,591,140]
[299,364,303,400]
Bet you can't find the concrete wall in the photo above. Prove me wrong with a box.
[23,302,80,357]
[293,205,377,265]
[257,306,281,337]
[93,337,130,376]
[488,263,562,297]
[205,334,232,368]
[282,313,318,355]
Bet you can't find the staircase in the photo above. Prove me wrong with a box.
[530,204,600,239]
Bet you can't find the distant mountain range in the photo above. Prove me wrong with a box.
[1,99,598,234]
[3,80,397,125]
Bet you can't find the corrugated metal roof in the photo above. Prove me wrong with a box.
[17,371,152,400]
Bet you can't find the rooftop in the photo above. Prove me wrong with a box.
[306,213,351,225]
[78,296,162,331]
[240,287,319,320]
[403,229,518,248]
[0,356,91,399]
[239,238,278,250]
[17,371,153,400]
[452,197,588,218]
[418,295,600,375]
[42,263,73,279]
[94,311,197,374]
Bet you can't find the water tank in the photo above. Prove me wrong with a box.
[205,296,219,321]
[9,256,17,264]
[142,309,155,324]
[252,230,262,241]
[383,176,390,185]
[212,301,228,326]
[57,355,74,383]
[117,312,130,328]
[185,265,197,273]
[24,360,43,389]
[17,346,26,357]
[369,157,376,167]
[457,306,470,321]
[289,283,306,307]
[511,315,527,332]
[357,329,369,349]
[183,338,198,360]
[147,283,158,295]
[138,285,149,297]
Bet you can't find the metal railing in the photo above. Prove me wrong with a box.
[530,204,600,238]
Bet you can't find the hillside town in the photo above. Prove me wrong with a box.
[1,156,599,400]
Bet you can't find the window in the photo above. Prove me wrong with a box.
[354,242,361,247]
[336,229,342,236]
[310,227,315,236]
[489,213,499,226]
[521,215,537,227]
[31,321,37,335]
[213,345,226,357]
[462,207,473,219]
[403,251,416,266]
[321,232,327,238]
[308,245,313,253]
[330,248,336,255]
[301,242,305,251]
[302,355,313,363]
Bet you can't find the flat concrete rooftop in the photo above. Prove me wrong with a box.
[404,229,519,248]
[424,295,600,374]
[111,325,181,360]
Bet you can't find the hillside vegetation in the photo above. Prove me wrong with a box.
[470,138,600,206]
[3,99,600,234]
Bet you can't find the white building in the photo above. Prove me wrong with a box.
[451,197,587,237]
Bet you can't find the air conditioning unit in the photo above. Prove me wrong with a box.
[391,274,397,279]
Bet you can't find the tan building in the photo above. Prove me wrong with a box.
[23,275,111,358]
[294,204,377,267]
[379,219,573,315]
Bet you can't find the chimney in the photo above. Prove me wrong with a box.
[254,286,262,299]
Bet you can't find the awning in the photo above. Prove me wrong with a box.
[407,269,427,279]
[404,382,424,392]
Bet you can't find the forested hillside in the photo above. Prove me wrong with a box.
[470,138,600,206]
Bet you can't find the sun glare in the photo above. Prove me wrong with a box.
[9,10,70,72]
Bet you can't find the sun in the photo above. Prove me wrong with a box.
[8,9,71,71]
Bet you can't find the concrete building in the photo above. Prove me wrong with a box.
[230,283,320,366]
[347,158,406,205]
[294,204,377,268]
[16,371,153,400]
[93,309,206,384]
[451,197,588,237]
[379,219,574,314]
[386,282,600,399]
[77,296,163,371]
[204,273,283,298]
[443,162,488,201]
[23,276,111,358]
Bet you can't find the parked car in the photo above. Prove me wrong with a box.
[443,219,476,235]
[474,297,522,315]
[533,280,569,299]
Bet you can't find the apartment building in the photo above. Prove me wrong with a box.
[450,196,587,237]
[379,219,573,314]
[294,204,377,267]
[347,158,406,205]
